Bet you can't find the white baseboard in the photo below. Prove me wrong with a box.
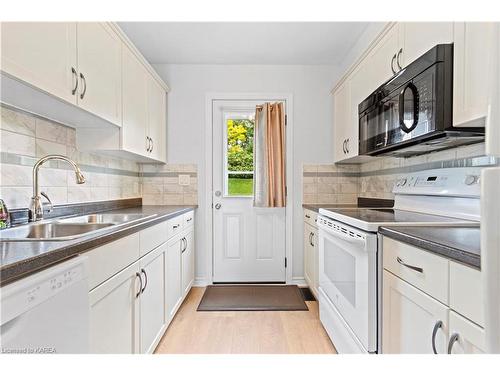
[193,277,209,287]
[291,277,308,287]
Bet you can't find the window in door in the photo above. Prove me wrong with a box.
[224,112,255,197]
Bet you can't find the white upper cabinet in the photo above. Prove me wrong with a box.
[122,45,149,157]
[333,81,350,162]
[453,22,497,127]
[1,22,168,164]
[398,22,454,67]
[76,23,122,126]
[364,25,400,93]
[147,77,167,162]
[1,22,77,104]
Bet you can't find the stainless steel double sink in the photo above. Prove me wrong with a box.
[0,213,157,242]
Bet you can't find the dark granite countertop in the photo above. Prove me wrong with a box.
[0,205,196,286]
[379,225,480,269]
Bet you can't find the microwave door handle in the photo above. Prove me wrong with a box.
[399,82,419,133]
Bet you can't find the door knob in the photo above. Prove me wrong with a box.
[215,190,222,197]
[214,203,221,210]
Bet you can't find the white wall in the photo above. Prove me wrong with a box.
[152,64,340,283]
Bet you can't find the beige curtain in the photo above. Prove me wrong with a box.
[253,102,286,207]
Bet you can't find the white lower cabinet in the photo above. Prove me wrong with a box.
[303,222,318,298]
[181,228,195,297]
[89,260,141,354]
[382,270,449,354]
[139,243,167,354]
[448,311,486,354]
[165,234,183,323]
[88,211,195,353]
[381,236,485,354]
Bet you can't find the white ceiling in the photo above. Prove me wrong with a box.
[118,22,371,65]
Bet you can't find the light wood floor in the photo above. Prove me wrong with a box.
[155,287,337,354]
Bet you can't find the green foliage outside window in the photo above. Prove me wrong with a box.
[227,119,254,172]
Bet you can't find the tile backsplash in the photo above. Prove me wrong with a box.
[0,105,198,209]
[303,142,499,205]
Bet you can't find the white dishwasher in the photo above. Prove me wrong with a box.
[1,256,89,354]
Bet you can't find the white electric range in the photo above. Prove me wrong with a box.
[317,167,481,354]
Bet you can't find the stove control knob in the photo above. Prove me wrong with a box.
[464,175,479,185]
[400,178,407,186]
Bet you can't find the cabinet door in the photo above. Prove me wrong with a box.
[139,244,167,353]
[122,46,148,156]
[147,77,167,162]
[0,22,77,104]
[181,228,195,297]
[382,270,449,354]
[333,81,350,162]
[453,22,496,127]
[365,25,399,93]
[76,23,122,126]
[165,235,183,323]
[448,311,486,354]
[399,22,453,67]
[303,222,315,293]
[89,261,141,354]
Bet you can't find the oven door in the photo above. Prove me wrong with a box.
[318,223,377,351]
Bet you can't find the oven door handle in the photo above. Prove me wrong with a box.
[320,226,366,246]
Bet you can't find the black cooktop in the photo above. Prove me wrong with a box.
[325,208,472,224]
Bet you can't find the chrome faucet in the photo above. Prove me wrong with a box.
[29,155,86,222]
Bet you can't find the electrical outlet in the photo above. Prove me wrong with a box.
[178,174,190,186]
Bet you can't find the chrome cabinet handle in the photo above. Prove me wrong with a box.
[173,223,180,229]
[308,232,312,245]
[396,256,423,273]
[214,203,222,210]
[141,269,148,293]
[448,333,460,354]
[396,48,403,70]
[342,139,347,154]
[79,72,87,99]
[146,136,150,152]
[346,138,349,154]
[305,214,311,219]
[71,67,78,95]
[135,272,143,298]
[181,237,187,253]
[187,218,193,222]
[150,138,154,153]
[310,232,315,247]
[391,53,397,74]
[431,320,443,354]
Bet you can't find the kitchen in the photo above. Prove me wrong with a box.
[1,1,500,372]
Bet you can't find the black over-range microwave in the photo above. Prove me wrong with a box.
[358,44,484,157]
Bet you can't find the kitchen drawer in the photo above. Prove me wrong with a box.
[87,233,140,290]
[304,209,318,227]
[166,215,184,239]
[450,261,484,327]
[383,237,449,304]
[140,221,168,256]
[183,210,194,228]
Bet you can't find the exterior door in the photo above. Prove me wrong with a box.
[212,100,286,283]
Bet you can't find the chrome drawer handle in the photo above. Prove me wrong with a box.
[432,320,443,354]
[141,269,148,294]
[187,218,193,222]
[305,214,311,219]
[396,256,423,273]
[173,224,180,229]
